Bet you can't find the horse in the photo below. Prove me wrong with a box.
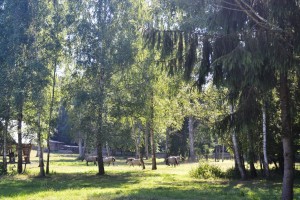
[82,155,97,166]
[165,156,178,167]
[103,156,116,166]
[175,156,185,164]
[126,158,142,167]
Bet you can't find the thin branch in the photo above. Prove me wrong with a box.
[212,3,245,12]
[234,0,282,31]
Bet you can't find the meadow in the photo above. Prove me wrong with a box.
[0,151,299,200]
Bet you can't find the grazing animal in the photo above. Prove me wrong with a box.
[126,157,135,162]
[103,156,116,166]
[165,156,178,167]
[175,156,185,164]
[83,155,98,166]
[126,158,142,167]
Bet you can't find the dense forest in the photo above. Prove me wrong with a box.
[0,0,300,199]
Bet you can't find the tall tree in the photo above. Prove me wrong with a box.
[231,1,300,198]
[0,1,12,172]
[144,2,300,197]
[45,0,65,175]
[9,0,34,174]
[66,0,136,175]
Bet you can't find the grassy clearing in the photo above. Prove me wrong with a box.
[0,151,299,200]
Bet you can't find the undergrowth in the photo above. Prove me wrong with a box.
[189,162,224,179]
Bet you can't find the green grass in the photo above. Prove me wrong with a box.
[0,151,299,200]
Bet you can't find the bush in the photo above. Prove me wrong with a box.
[189,162,224,179]
[224,167,241,179]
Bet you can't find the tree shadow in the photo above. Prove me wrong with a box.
[1,168,299,199]
[104,181,283,200]
[0,172,137,198]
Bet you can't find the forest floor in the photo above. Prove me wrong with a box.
[0,150,299,200]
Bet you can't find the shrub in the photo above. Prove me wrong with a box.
[189,162,224,179]
[224,167,241,179]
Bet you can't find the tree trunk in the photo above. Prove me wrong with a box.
[214,145,217,162]
[150,91,157,170]
[259,155,263,172]
[97,144,105,175]
[96,63,105,175]
[96,128,105,176]
[222,144,225,162]
[46,60,57,174]
[96,99,105,175]
[140,157,145,170]
[262,101,270,178]
[133,123,141,159]
[78,137,84,159]
[37,112,45,177]
[188,116,196,162]
[46,138,50,174]
[150,124,157,170]
[83,143,86,157]
[106,142,110,157]
[218,145,221,161]
[280,72,294,200]
[17,109,23,174]
[144,123,149,160]
[230,104,246,180]
[165,127,170,155]
[247,129,257,178]
[140,146,145,170]
[3,118,8,173]
[36,145,40,157]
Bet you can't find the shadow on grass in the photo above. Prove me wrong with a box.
[1,164,299,200]
[0,171,137,198]
[89,177,299,200]
[1,172,299,200]
[86,179,285,200]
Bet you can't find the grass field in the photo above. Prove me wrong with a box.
[0,151,299,200]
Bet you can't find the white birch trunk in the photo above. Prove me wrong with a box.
[262,102,269,177]
[144,124,149,159]
[37,112,45,176]
[106,141,110,157]
[230,104,246,180]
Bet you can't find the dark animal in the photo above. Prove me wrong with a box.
[165,156,178,167]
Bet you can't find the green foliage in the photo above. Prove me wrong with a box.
[224,167,241,180]
[189,162,224,179]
